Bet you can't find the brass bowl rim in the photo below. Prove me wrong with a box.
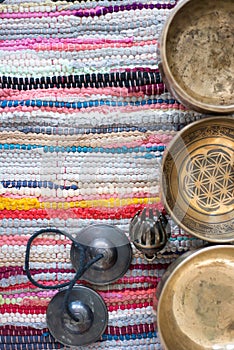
[161,116,234,243]
[157,245,234,350]
[160,0,234,114]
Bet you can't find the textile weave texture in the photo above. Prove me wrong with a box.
[0,0,204,349]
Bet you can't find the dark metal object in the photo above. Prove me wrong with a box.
[46,286,108,347]
[129,208,171,261]
[70,224,132,285]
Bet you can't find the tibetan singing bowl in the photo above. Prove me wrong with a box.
[161,116,234,243]
[157,245,234,350]
[160,0,234,114]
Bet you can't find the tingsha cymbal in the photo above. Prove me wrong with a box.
[70,224,132,285]
[46,286,108,347]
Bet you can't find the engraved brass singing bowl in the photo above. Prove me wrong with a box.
[129,208,171,261]
[159,0,234,114]
[161,116,234,243]
[156,245,234,350]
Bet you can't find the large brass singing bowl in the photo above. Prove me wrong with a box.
[157,245,234,350]
[161,116,234,242]
[160,0,234,114]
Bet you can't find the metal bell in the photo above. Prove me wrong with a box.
[46,286,108,347]
[70,224,132,285]
[129,208,171,261]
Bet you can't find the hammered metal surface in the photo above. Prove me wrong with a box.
[157,245,234,350]
[46,286,108,347]
[160,0,234,113]
[70,224,132,285]
[161,116,234,242]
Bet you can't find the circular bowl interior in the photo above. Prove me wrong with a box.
[160,0,234,114]
[161,116,234,242]
[157,245,234,350]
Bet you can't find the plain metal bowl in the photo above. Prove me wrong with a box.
[160,0,234,114]
[156,245,234,350]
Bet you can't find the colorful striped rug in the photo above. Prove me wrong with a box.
[0,0,204,349]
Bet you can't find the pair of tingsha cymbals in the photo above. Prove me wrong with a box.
[46,224,132,347]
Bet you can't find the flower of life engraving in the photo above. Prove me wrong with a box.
[183,149,234,213]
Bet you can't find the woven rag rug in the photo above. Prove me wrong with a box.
[0,0,205,349]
